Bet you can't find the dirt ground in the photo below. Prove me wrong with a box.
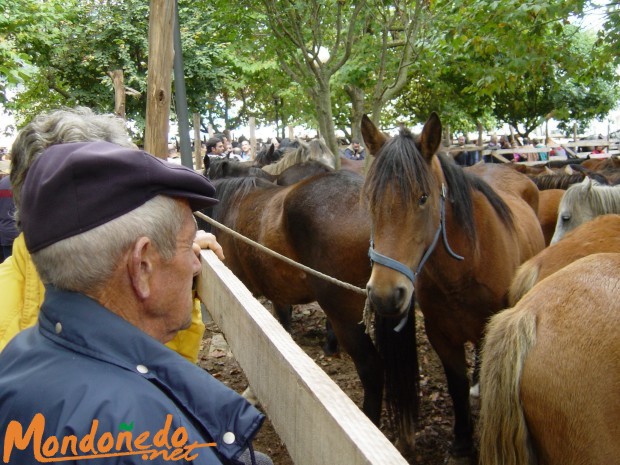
[199,300,479,465]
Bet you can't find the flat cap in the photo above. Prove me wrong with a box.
[21,141,218,252]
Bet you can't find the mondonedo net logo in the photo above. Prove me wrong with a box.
[3,413,216,463]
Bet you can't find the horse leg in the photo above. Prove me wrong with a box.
[273,303,293,332]
[469,344,481,398]
[332,320,384,424]
[427,327,475,458]
[323,319,340,356]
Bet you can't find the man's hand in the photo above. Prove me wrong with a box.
[193,230,225,260]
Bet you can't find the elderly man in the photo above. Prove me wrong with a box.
[0,107,223,361]
[0,141,269,465]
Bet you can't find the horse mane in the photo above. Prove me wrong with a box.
[532,173,585,190]
[262,139,334,175]
[374,304,419,436]
[364,131,514,243]
[562,179,620,216]
[207,158,276,181]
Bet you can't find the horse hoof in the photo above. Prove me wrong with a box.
[322,343,340,357]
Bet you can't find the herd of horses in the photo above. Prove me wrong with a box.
[198,115,620,465]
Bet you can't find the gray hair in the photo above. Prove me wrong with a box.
[32,196,185,294]
[10,107,134,223]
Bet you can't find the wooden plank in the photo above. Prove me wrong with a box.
[196,250,408,465]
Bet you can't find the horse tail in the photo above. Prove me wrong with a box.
[479,306,538,465]
[373,300,419,440]
[507,261,540,307]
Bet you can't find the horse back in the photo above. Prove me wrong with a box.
[282,171,371,291]
[509,214,620,305]
[466,163,540,212]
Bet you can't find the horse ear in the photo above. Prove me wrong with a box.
[268,144,275,156]
[361,114,388,156]
[419,112,442,161]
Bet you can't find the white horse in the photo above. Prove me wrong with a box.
[551,177,620,243]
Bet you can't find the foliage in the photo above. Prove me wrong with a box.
[2,0,619,141]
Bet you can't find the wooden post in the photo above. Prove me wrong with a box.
[108,70,126,120]
[144,0,174,159]
[288,125,294,140]
[193,112,202,170]
[573,123,577,143]
[208,124,214,138]
[249,116,256,159]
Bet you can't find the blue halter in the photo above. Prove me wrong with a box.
[368,183,464,332]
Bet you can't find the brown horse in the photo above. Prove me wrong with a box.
[204,171,387,424]
[536,188,565,245]
[509,213,620,305]
[361,113,545,458]
[480,252,620,465]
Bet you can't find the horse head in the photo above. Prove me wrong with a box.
[361,113,444,320]
[551,177,620,243]
[306,138,336,169]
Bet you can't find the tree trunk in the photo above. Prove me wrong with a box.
[144,0,174,159]
[477,122,483,146]
[108,70,126,120]
[312,82,339,168]
[193,112,202,170]
[345,84,365,146]
[249,116,256,160]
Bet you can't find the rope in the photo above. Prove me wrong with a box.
[193,211,367,296]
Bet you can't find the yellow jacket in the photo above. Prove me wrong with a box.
[0,233,205,363]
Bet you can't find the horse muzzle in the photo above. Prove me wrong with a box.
[366,283,412,318]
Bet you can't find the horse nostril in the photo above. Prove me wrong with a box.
[395,286,408,307]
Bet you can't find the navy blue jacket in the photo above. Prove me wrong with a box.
[0,287,264,464]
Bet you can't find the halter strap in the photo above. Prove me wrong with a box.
[368,183,464,332]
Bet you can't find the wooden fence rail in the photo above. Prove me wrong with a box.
[196,250,408,465]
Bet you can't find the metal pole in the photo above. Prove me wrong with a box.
[172,0,193,168]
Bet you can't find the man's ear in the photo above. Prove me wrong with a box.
[128,237,155,300]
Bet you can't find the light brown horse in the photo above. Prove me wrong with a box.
[509,213,620,305]
[480,252,620,465]
[361,113,545,459]
[536,189,565,245]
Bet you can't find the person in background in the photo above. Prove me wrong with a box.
[344,140,366,160]
[0,107,224,361]
[239,140,253,161]
[550,145,567,159]
[483,135,502,163]
[453,135,478,166]
[204,137,226,161]
[0,175,18,262]
[591,145,606,155]
[0,141,271,465]
[532,138,547,161]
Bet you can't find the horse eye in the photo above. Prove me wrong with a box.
[561,214,571,222]
[419,193,428,206]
